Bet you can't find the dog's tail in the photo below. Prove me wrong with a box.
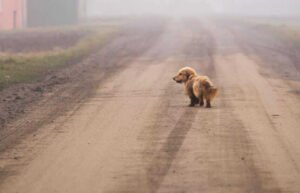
[207,86,218,101]
[202,79,218,101]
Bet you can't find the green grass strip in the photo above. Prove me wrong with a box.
[0,27,117,90]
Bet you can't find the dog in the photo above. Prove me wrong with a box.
[173,67,218,108]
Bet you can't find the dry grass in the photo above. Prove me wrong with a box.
[261,24,300,41]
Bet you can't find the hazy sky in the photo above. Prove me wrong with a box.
[87,0,300,16]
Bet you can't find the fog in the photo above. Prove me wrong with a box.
[87,0,300,17]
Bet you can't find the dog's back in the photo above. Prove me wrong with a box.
[193,76,218,101]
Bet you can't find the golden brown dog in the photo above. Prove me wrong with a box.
[173,67,218,108]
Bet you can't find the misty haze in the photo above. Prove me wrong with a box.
[0,0,300,193]
[88,0,300,16]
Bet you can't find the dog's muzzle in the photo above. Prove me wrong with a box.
[173,77,182,83]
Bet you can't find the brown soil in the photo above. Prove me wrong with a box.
[0,18,165,151]
[0,28,92,53]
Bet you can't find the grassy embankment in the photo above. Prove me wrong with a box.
[244,17,300,41]
[0,26,118,90]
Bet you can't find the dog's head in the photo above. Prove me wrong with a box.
[173,67,197,84]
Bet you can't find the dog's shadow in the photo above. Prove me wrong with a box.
[145,107,198,192]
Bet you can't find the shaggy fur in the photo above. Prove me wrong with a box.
[173,67,218,108]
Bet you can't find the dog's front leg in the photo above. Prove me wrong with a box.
[189,96,199,107]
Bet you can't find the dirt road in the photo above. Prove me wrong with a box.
[0,18,300,193]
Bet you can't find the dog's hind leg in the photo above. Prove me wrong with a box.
[206,99,211,108]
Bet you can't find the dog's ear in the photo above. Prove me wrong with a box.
[185,71,192,79]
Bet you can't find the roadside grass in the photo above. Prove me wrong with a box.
[0,26,117,90]
[259,24,300,41]
[242,19,299,40]
[235,16,300,41]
